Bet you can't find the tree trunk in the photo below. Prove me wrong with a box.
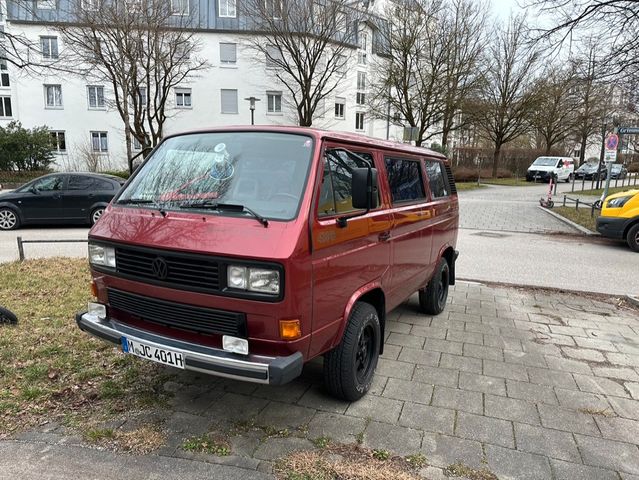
[492,144,501,178]
[441,128,449,149]
[579,135,587,167]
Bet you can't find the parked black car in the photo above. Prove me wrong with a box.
[574,163,607,181]
[0,173,125,230]
[610,164,628,180]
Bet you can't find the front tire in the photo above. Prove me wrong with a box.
[0,207,20,230]
[627,224,639,252]
[0,306,17,325]
[323,302,380,401]
[419,258,450,315]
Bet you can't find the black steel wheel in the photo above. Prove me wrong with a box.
[0,306,17,325]
[324,302,380,401]
[419,258,450,315]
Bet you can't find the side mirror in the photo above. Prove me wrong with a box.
[351,168,378,210]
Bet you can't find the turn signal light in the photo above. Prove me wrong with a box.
[90,281,98,298]
[279,319,302,340]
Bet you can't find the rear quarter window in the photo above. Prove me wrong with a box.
[425,161,453,198]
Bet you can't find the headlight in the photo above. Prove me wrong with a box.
[227,265,280,295]
[88,243,116,268]
[607,196,632,209]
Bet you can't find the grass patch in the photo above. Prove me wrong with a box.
[85,425,166,453]
[405,453,428,469]
[481,177,536,187]
[443,462,498,480]
[85,428,116,442]
[274,445,423,480]
[553,206,598,232]
[456,182,486,191]
[0,258,172,438]
[182,433,230,456]
[312,436,331,449]
[568,184,639,197]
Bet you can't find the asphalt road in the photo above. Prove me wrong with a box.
[1,183,637,295]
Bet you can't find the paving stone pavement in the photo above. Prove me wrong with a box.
[10,281,639,479]
[459,184,578,233]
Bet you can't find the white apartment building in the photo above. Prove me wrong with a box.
[0,0,407,171]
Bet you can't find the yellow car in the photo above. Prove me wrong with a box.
[596,189,639,251]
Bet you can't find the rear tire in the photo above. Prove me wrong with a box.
[323,302,380,401]
[90,207,105,225]
[627,224,639,252]
[419,258,450,315]
[0,207,20,230]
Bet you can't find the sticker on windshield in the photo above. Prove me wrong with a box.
[210,143,235,181]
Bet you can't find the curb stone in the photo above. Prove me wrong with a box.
[537,205,597,236]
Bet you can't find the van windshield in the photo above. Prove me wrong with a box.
[532,157,558,167]
[117,132,314,221]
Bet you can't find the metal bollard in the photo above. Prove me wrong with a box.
[563,195,566,207]
[17,236,24,262]
[576,198,580,210]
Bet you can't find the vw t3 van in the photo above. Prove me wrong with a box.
[76,127,459,401]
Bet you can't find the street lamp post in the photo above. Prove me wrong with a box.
[244,96,260,125]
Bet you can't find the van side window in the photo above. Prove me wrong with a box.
[385,157,426,203]
[318,149,374,216]
[425,160,450,198]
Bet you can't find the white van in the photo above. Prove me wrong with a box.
[526,156,575,183]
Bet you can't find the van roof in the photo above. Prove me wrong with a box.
[164,126,448,161]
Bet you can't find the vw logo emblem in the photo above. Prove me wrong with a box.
[151,257,169,280]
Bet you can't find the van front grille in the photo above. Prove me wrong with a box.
[108,288,247,337]
[115,245,220,293]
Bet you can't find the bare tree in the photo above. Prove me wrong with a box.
[57,0,208,172]
[471,16,541,177]
[369,0,449,147]
[530,66,580,154]
[529,0,639,75]
[241,0,358,127]
[439,0,488,149]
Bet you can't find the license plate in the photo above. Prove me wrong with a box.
[121,336,185,369]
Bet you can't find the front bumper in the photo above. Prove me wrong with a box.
[76,311,303,385]
[596,216,627,240]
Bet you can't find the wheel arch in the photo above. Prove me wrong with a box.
[623,217,639,240]
[438,244,458,286]
[332,282,387,355]
[0,202,24,223]
[87,202,109,222]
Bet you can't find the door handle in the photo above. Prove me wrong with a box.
[378,231,391,242]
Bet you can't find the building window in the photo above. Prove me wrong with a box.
[175,88,192,107]
[37,0,56,8]
[334,98,345,119]
[133,137,142,150]
[44,84,63,108]
[0,60,9,88]
[357,72,366,90]
[265,0,282,18]
[40,36,59,60]
[137,86,147,106]
[220,89,238,114]
[357,51,367,65]
[218,0,236,17]
[266,92,282,113]
[220,43,237,64]
[0,97,12,117]
[50,131,66,152]
[81,0,99,10]
[356,92,365,105]
[171,0,188,15]
[355,112,365,131]
[359,32,367,50]
[91,131,108,152]
[87,85,105,109]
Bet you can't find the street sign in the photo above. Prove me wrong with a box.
[605,133,619,151]
[403,126,418,142]
[618,127,639,135]
[604,150,617,163]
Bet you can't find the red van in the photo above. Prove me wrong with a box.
[76,127,459,401]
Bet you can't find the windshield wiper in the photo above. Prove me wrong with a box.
[180,201,268,228]
[116,198,166,217]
